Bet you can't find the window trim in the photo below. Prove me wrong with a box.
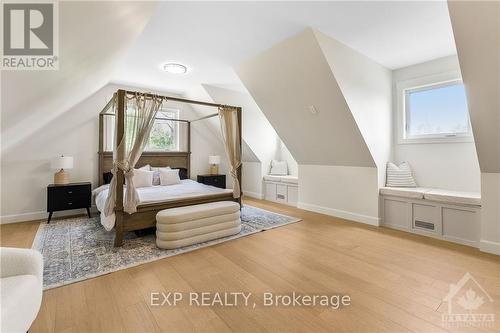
[144,108,181,152]
[396,71,473,145]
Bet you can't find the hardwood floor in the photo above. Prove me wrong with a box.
[2,198,499,333]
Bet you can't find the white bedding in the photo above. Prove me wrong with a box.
[94,179,232,231]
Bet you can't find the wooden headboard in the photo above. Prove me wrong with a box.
[98,151,191,186]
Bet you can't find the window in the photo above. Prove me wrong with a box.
[401,79,472,143]
[145,109,180,151]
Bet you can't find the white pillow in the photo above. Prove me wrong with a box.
[159,168,181,186]
[151,166,170,186]
[386,162,417,187]
[138,164,151,171]
[270,160,288,175]
[132,168,154,188]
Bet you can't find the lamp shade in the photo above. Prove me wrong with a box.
[208,155,220,165]
[51,156,73,170]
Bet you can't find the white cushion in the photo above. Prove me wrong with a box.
[157,201,240,224]
[132,168,154,188]
[270,160,288,175]
[386,162,417,187]
[380,187,428,199]
[263,175,298,185]
[156,212,240,232]
[263,175,282,182]
[156,224,241,249]
[151,166,170,186]
[157,219,241,241]
[280,175,298,185]
[0,275,42,333]
[424,189,481,206]
[138,164,151,171]
[159,168,181,186]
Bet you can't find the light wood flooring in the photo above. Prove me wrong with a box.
[1,198,499,333]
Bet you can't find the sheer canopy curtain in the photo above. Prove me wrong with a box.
[104,93,165,216]
[218,107,241,198]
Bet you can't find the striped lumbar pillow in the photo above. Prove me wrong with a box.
[386,162,417,187]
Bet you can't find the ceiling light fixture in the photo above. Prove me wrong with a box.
[162,62,188,74]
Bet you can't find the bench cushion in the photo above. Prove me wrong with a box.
[156,225,241,249]
[424,189,481,206]
[379,187,428,199]
[156,201,240,224]
[263,175,299,185]
[156,212,240,232]
[157,219,241,241]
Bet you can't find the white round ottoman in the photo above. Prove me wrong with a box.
[156,201,241,249]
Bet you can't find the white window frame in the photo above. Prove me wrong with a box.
[396,71,473,144]
[145,108,180,152]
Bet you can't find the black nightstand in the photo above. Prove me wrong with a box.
[197,174,226,189]
[47,182,92,223]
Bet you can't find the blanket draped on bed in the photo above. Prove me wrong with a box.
[218,106,242,198]
[104,93,165,216]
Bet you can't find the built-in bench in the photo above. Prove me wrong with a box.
[380,187,481,248]
[263,175,298,206]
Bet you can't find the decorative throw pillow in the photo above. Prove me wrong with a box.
[159,168,181,186]
[151,166,170,185]
[386,162,417,187]
[270,160,288,175]
[132,168,154,188]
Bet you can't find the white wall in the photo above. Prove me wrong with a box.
[242,162,263,199]
[392,56,481,192]
[298,165,379,225]
[0,83,227,223]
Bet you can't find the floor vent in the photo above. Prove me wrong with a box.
[414,220,435,231]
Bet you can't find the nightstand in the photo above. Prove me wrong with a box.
[197,174,226,189]
[47,182,92,223]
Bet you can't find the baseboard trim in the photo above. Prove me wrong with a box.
[243,191,264,200]
[297,202,380,226]
[1,206,98,224]
[479,240,500,255]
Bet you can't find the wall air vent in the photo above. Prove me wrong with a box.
[414,220,435,231]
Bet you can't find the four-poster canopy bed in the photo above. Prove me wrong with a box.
[98,89,242,246]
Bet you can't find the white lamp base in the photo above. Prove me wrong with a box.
[54,169,70,185]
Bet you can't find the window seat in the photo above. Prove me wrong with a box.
[263,175,299,206]
[380,187,481,206]
[380,187,481,248]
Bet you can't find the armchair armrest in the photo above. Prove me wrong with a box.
[0,247,43,282]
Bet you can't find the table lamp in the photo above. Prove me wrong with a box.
[208,155,220,175]
[52,155,73,185]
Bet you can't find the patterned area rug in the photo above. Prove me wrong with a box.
[32,204,300,289]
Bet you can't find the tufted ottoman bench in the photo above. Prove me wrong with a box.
[156,201,241,249]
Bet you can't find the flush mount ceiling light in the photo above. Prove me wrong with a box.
[162,62,188,74]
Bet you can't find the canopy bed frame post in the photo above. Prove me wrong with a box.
[98,113,104,186]
[237,107,242,204]
[114,89,126,247]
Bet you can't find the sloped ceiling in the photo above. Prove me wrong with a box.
[313,30,392,176]
[203,85,284,168]
[448,1,500,173]
[1,1,158,154]
[236,28,375,167]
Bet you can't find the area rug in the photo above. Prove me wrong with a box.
[32,204,301,289]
